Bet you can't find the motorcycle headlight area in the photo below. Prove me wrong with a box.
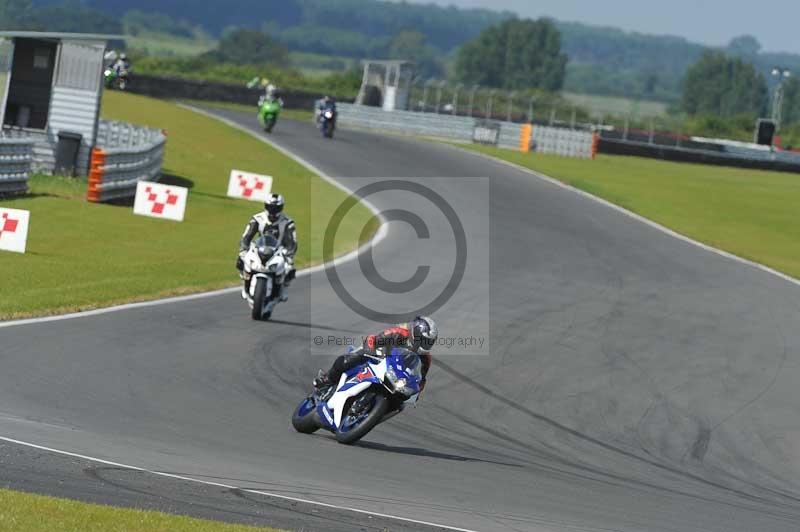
[324,111,333,118]
[257,246,274,262]
[385,366,419,396]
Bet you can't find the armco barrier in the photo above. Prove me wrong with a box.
[531,126,595,159]
[1,128,54,174]
[337,102,503,144]
[336,103,597,158]
[87,120,166,202]
[598,137,800,173]
[0,137,34,196]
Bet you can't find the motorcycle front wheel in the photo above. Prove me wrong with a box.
[334,391,389,445]
[292,397,321,434]
[251,277,269,320]
[264,116,276,133]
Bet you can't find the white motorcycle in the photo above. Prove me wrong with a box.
[241,235,289,320]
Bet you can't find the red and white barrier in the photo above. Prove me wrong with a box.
[0,207,30,254]
[133,181,188,222]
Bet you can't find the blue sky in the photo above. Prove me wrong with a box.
[407,0,800,54]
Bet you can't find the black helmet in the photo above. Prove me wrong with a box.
[265,193,284,221]
[411,316,438,352]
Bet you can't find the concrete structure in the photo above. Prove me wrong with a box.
[0,32,117,175]
[355,60,415,111]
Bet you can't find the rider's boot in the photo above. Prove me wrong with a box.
[279,284,288,302]
[241,280,248,300]
[313,370,334,400]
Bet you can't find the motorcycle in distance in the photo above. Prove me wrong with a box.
[104,66,128,90]
[292,347,422,444]
[241,235,288,320]
[258,95,281,133]
[318,106,336,138]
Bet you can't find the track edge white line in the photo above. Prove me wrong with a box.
[0,435,481,532]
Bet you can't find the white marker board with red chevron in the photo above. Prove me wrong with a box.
[227,170,273,202]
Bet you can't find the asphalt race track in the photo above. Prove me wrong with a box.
[3,110,800,532]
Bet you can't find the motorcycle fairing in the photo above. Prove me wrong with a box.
[318,358,387,430]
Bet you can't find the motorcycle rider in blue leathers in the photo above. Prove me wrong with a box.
[314,316,437,399]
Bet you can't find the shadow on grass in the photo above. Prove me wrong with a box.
[0,191,59,202]
[191,190,232,201]
[159,173,194,189]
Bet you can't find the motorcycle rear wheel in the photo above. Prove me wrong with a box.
[334,392,389,445]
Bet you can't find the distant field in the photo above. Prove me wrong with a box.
[460,143,800,280]
[124,34,351,77]
[562,91,668,119]
[126,32,217,57]
[288,51,354,78]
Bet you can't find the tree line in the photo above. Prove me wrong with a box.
[4,0,800,130]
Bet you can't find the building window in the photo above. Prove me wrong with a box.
[33,48,50,69]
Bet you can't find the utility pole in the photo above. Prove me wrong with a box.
[771,67,791,131]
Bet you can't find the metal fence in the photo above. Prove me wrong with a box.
[335,103,597,158]
[0,137,34,195]
[337,103,524,150]
[0,128,55,174]
[88,120,167,202]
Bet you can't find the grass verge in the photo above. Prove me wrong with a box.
[0,488,281,532]
[460,143,800,279]
[0,92,377,319]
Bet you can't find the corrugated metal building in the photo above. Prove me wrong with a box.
[0,32,117,176]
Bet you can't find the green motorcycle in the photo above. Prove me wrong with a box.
[104,66,128,90]
[258,97,282,133]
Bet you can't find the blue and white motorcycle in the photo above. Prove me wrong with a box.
[292,348,422,444]
[317,105,336,138]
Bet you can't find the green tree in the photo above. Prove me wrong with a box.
[388,30,442,78]
[681,51,767,117]
[782,77,800,126]
[727,35,762,59]
[202,28,288,67]
[122,10,197,38]
[454,18,567,91]
[28,1,122,33]
[0,0,33,29]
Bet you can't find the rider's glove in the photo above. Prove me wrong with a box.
[365,347,386,361]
